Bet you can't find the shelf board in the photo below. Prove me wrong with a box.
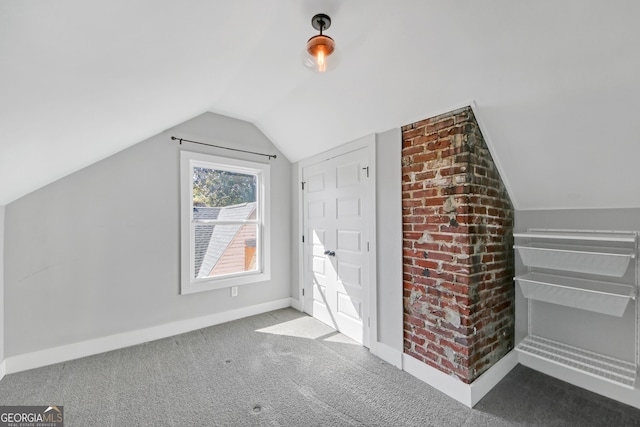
[514,230,637,243]
[517,335,637,388]
[516,273,635,316]
[515,243,635,277]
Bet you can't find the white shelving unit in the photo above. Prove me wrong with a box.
[514,229,639,391]
[517,335,637,388]
[517,272,634,317]
[514,243,634,277]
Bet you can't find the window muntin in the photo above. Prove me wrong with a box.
[181,151,270,294]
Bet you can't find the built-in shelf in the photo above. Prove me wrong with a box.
[515,229,639,403]
[516,272,635,317]
[514,230,637,243]
[517,335,637,388]
[515,243,635,277]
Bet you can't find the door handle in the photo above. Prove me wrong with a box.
[324,250,336,257]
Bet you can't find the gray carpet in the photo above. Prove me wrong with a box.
[1,308,639,426]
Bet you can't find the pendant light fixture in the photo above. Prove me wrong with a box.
[306,13,335,72]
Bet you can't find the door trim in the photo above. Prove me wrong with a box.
[297,134,377,350]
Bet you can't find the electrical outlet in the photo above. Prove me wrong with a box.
[231,286,238,297]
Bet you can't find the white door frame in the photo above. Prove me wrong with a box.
[297,134,377,351]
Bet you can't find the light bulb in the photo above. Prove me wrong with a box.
[317,51,326,72]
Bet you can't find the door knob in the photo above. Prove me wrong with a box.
[324,250,336,257]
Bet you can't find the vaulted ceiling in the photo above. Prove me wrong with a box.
[1,1,639,209]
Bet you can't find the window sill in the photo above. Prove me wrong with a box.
[180,271,270,295]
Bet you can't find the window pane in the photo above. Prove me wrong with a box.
[194,223,258,279]
[192,167,256,208]
[192,166,259,279]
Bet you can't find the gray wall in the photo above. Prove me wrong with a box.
[4,112,291,357]
[515,208,640,359]
[0,205,4,363]
[290,164,301,303]
[375,129,403,351]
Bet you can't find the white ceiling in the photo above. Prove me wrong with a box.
[1,1,639,209]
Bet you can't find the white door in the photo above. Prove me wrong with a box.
[302,148,370,346]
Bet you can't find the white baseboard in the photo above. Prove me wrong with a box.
[374,341,403,369]
[403,354,475,407]
[5,298,293,375]
[469,350,518,406]
[290,297,303,311]
[0,360,5,382]
[403,350,518,408]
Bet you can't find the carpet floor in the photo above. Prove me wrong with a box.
[0,308,639,426]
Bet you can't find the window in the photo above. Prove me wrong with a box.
[180,151,270,294]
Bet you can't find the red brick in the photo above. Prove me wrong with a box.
[413,152,439,163]
[428,325,455,339]
[415,259,439,270]
[439,339,470,356]
[440,165,465,177]
[412,206,439,216]
[426,118,455,133]
[428,233,454,243]
[482,254,494,263]
[402,145,424,156]
[412,224,440,233]
[439,126,464,137]
[406,333,425,346]
[414,133,439,146]
[441,263,470,275]
[414,171,437,181]
[413,189,439,199]
[415,327,437,342]
[403,164,424,173]
[440,281,469,295]
[403,127,425,140]
[425,197,447,207]
[402,199,424,208]
[414,346,441,362]
[405,315,425,328]
[404,216,425,224]
[413,276,439,287]
[427,139,451,151]
[426,252,454,262]
[403,182,424,192]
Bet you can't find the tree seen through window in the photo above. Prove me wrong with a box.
[192,167,256,207]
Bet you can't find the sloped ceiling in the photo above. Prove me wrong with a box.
[1,1,639,209]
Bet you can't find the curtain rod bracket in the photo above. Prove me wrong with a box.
[171,136,277,160]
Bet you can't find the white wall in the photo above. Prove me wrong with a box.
[375,129,403,351]
[4,112,291,357]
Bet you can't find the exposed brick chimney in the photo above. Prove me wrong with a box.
[402,106,514,383]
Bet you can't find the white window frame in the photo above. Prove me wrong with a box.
[180,151,270,295]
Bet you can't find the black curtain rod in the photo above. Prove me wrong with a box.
[171,136,277,160]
